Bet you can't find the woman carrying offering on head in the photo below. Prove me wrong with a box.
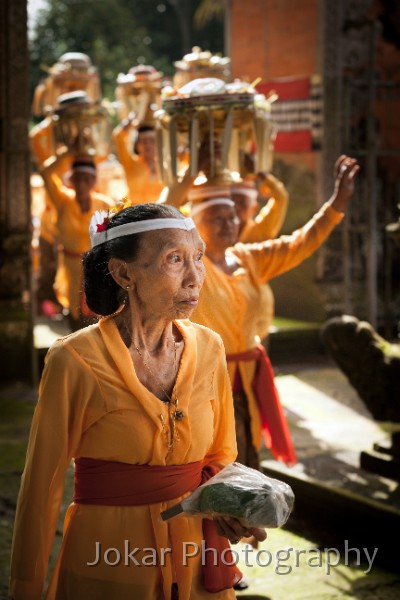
[40,148,113,330]
[112,120,165,203]
[189,156,360,471]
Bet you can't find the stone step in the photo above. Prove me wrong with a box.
[261,458,400,573]
[267,322,325,364]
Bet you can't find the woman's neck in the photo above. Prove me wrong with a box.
[118,307,177,355]
[76,194,91,213]
[206,248,239,275]
[205,246,227,265]
[145,157,156,174]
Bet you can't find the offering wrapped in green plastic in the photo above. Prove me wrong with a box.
[161,462,294,528]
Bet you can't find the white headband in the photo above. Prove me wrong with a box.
[72,165,97,176]
[231,186,258,201]
[190,198,235,218]
[65,165,96,184]
[89,212,196,248]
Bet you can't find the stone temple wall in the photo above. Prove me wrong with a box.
[0,0,33,382]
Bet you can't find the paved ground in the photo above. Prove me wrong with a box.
[237,360,400,599]
[1,320,399,599]
[272,361,399,513]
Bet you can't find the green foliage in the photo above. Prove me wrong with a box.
[194,0,225,27]
[29,0,224,106]
[198,482,258,518]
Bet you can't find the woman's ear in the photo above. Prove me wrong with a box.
[107,258,132,289]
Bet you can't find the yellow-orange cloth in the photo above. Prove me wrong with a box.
[239,174,289,340]
[42,172,112,318]
[37,199,59,244]
[113,128,164,203]
[239,174,289,245]
[30,118,59,244]
[73,459,243,592]
[30,119,109,250]
[10,318,237,600]
[30,117,54,167]
[191,202,343,452]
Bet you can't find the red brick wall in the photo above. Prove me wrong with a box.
[230,1,322,321]
[230,0,319,172]
[231,0,318,82]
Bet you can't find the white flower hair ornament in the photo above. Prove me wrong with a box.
[89,210,110,236]
[89,197,133,247]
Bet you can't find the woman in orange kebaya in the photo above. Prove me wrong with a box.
[189,156,360,471]
[161,143,289,346]
[10,203,266,600]
[113,120,164,203]
[41,148,113,330]
[225,172,290,344]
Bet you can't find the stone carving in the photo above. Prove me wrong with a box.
[321,314,400,479]
[321,315,400,422]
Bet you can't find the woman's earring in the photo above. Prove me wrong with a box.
[126,285,130,290]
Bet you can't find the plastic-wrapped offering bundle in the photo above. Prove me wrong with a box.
[161,462,295,528]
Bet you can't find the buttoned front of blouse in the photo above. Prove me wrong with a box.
[10,318,237,600]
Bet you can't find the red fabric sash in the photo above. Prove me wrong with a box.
[226,345,297,465]
[74,458,243,592]
[74,458,204,505]
[200,465,243,592]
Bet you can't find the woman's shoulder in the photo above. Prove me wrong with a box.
[57,185,75,203]
[46,322,102,361]
[178,318,225,350]
[230,241,265,271]
[91,192,114,210]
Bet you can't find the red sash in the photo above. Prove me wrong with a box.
[74,458,243,592]
[227,345,297,465]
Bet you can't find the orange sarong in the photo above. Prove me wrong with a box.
[227,345,297,465]
[74,458,243,593]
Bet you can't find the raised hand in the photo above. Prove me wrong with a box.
[330,155,360,213]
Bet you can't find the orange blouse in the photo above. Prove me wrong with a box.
[10,318,237,600]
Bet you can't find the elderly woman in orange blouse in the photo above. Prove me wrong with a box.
[10,203,267,600]
[189,156,360,471]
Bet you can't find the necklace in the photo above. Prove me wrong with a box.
[119,315,185,452]
[133,340,178,406]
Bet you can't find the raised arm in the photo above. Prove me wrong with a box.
[158,168,197,207]
[112,116,142,176]
[330,154,360,213]
[237,156,359,282]
[240,173,289,243]
[41,148,73,213]
[29,117,54,167]
[159,134,218,208]
[256,172,289,236]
